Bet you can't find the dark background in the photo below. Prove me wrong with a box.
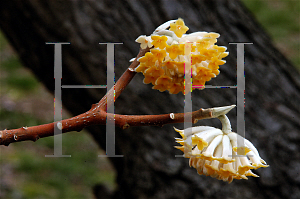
[0,0,299,198]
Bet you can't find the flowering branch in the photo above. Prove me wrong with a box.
[1,18,269,184]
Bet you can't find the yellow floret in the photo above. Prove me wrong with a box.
[150,48,167,63]
[210,56,226,66]
[191,54,206,65]
[169,83,183,94]
[151,35,168,49]
[135,63,148,73]
[138,52,157,66]
[196,39,211,50]
[166,44,184,59]
[163,60,177,69]
[143,66,164,84]
[153,75,172,92]
[174,61,185,74]
[169,18,189,38]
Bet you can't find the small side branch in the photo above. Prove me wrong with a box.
[114,108,213,129]
[97,47,150,111]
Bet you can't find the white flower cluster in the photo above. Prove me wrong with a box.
[175,114,268,183]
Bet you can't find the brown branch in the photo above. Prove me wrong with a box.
[0,111,106,146]
[0,44,235,146]
[0,107,217,146]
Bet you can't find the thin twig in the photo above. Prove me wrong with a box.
[97,47,150,111]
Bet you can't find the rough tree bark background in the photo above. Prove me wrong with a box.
[0,0,299,198]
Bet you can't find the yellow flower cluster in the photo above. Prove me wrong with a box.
[135,18,228,94]
[174,115,269,183]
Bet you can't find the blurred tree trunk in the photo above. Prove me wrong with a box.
[1,0,299,198]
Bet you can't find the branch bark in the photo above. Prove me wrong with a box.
[0,106,217,146]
